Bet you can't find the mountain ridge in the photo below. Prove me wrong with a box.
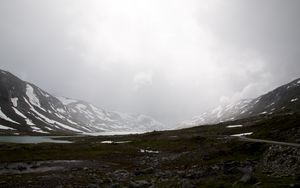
[178,78,300,128]
[0,69,165,135]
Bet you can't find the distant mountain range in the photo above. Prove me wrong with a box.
[178,78,300,128]
[0,70,165,135]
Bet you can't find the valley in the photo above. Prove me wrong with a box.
[0,112,299,187]
[0,70,300,187]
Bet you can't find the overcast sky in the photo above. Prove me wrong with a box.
[1,0,300,126]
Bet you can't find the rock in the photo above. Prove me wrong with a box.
[83,167,89,171]
[223,161,240,174]
[237,166,253,174]
[129,180,151,188]
[237,165,257,184]
[176,170,186,177]
[253,182,262,188]
[87,184,100,188]
[155,170,172,179]
[110,182,120,188]
[239,173,251,183]
[112,169,130,181]
[134,167,154,175]
[180,179,195,188]
[211,165,220,170]
[238,172,257,185]
[103,178,113,184]
[262,145,300,177]
[17,164,27,171]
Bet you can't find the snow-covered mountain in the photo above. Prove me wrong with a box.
[0,70,165,135]
[178,78,300,128]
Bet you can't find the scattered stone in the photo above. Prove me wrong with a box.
[110,182,120,188]
[235,164,257,184]
[87,183,100,188]
[262,145,300,177]
[180,179,195,188]
[239,173,252,183]
[129,180,151,188]
[17,164,27,171]
[83,167,89,171]
[134,167,154,175]
[112,169,130,181]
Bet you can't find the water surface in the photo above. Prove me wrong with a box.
[0,136,72,144]
[83,131,145,136]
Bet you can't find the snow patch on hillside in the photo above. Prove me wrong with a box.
[76,104,87,111]
[13,107,26,118]
[231,132,253,137]
[24,98,83,132]
[56,96,77,105]
[56,108,66,113]
[0,125,15,130]
[25,118,35,126]
[31,126,49,134]
[11,98,18,107]
[226,125,243,128]
[291,98,298,102]
[0,107,19,124]
[26,84,41,107]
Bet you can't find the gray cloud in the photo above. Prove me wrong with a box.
[0,0,299,126]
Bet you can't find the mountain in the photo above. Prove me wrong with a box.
[178,78,300,128]
[0,70,165,135]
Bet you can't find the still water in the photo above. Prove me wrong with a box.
[0,136,72,144]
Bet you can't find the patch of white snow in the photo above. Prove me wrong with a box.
[0,125,15,130]
[31,126,49,134]
[24,98,82,132]
[101,140,131,144]
[26,84,40,107]
[12,107,26,118]
[291,98,298,102]
[56,108,66,113]
[231,132,253,137]
[25,118,35,126]
[226,125,243,128]
[11,97,18,107]
[0,107,20,124]
[140,149,159,154]
[56,96,77,105]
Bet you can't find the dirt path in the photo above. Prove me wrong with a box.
[238,136,300,147]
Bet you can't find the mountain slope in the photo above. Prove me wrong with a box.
[178,78,300,128]
[0,70,165,135]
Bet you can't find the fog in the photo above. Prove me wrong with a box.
[1,0,300,126]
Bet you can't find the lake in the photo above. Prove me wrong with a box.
[82,131,145,136]
[0,131,147,143]
[0,136,72,144]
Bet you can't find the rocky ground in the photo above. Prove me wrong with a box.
[0,113,299,187]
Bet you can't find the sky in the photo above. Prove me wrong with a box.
[1,0,300,126]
